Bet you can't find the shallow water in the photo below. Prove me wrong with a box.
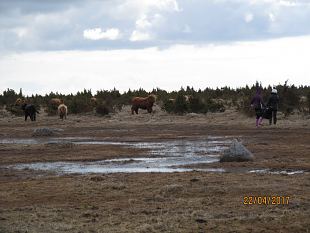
[0,138,39,144]
[11,161,306,175]
[13,159,225,174]
[4,136,230,174]
[248,169,306,175]
[2,137,307,175]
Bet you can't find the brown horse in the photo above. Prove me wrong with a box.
[131,95,156,114]
[90,97,97,107]
[15,98,26,106]
[49,98,63,107]
[57,104,68,120]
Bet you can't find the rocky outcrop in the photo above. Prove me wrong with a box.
[220,139,254,162]
[32,128,63,137]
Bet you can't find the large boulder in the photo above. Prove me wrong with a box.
[220,139,254,162]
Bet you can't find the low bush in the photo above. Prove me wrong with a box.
[307,91,310,114]
[162,99,175,113]
[5,105,24,116]
[237,97,255,117]
[206,99,225,113]
[46,103,59,115]
[188,96,207,113]
[96,103,110,116]
[67,97,92,114]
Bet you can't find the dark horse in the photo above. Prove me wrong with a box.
[21,103,39,121]
[131,95,156,114]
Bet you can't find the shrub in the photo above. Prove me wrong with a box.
[162,94,189,114]
[95,103,110,116]
[162,95,209,114]
[68,96,92,114]
[307,91,310,114]
[205,99,225,113]
[174,93,188,114]
[5,105,24,116]
[188,96,208,113]
[0,88,22,106]
[162,99,175,113]
[237,97,255,117]
[46,103,59,115]
[277,81,300,117]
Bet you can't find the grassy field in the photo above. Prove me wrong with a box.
[0,106,309,233]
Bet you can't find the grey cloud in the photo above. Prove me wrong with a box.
[0,0,310,52]
[158,0,310,42]
[0,0,84,14]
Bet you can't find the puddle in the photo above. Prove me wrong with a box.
[12,159,225,174]
[10,161,306,175]
[0,137,93,145]
[0,137,229,157]
[0,138,39,144]
[0,137,230,157]
[3,136,231,174]
[3,137,306,175]
[248,169,306,175]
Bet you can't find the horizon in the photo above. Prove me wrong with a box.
[2,81,309,97]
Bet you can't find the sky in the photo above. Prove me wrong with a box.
[0,0,310,95]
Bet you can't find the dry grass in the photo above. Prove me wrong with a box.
[0,107,309,232]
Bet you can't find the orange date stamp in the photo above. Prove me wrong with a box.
[243,196,290,205]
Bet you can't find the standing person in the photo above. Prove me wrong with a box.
[267,88,279,125]
[250,88,264,127]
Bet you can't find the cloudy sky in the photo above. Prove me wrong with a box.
[0,0,310,95]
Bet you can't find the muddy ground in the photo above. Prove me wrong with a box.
[0,106,309,233]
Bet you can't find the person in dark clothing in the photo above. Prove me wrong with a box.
[266,89,279,125]
[250,88,265,127]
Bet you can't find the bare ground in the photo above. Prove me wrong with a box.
[0,107,309,233]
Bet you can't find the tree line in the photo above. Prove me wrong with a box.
[0,81,309,117]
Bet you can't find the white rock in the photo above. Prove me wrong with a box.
[220,139,254,162]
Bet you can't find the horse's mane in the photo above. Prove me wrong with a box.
[147,94,156,103]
